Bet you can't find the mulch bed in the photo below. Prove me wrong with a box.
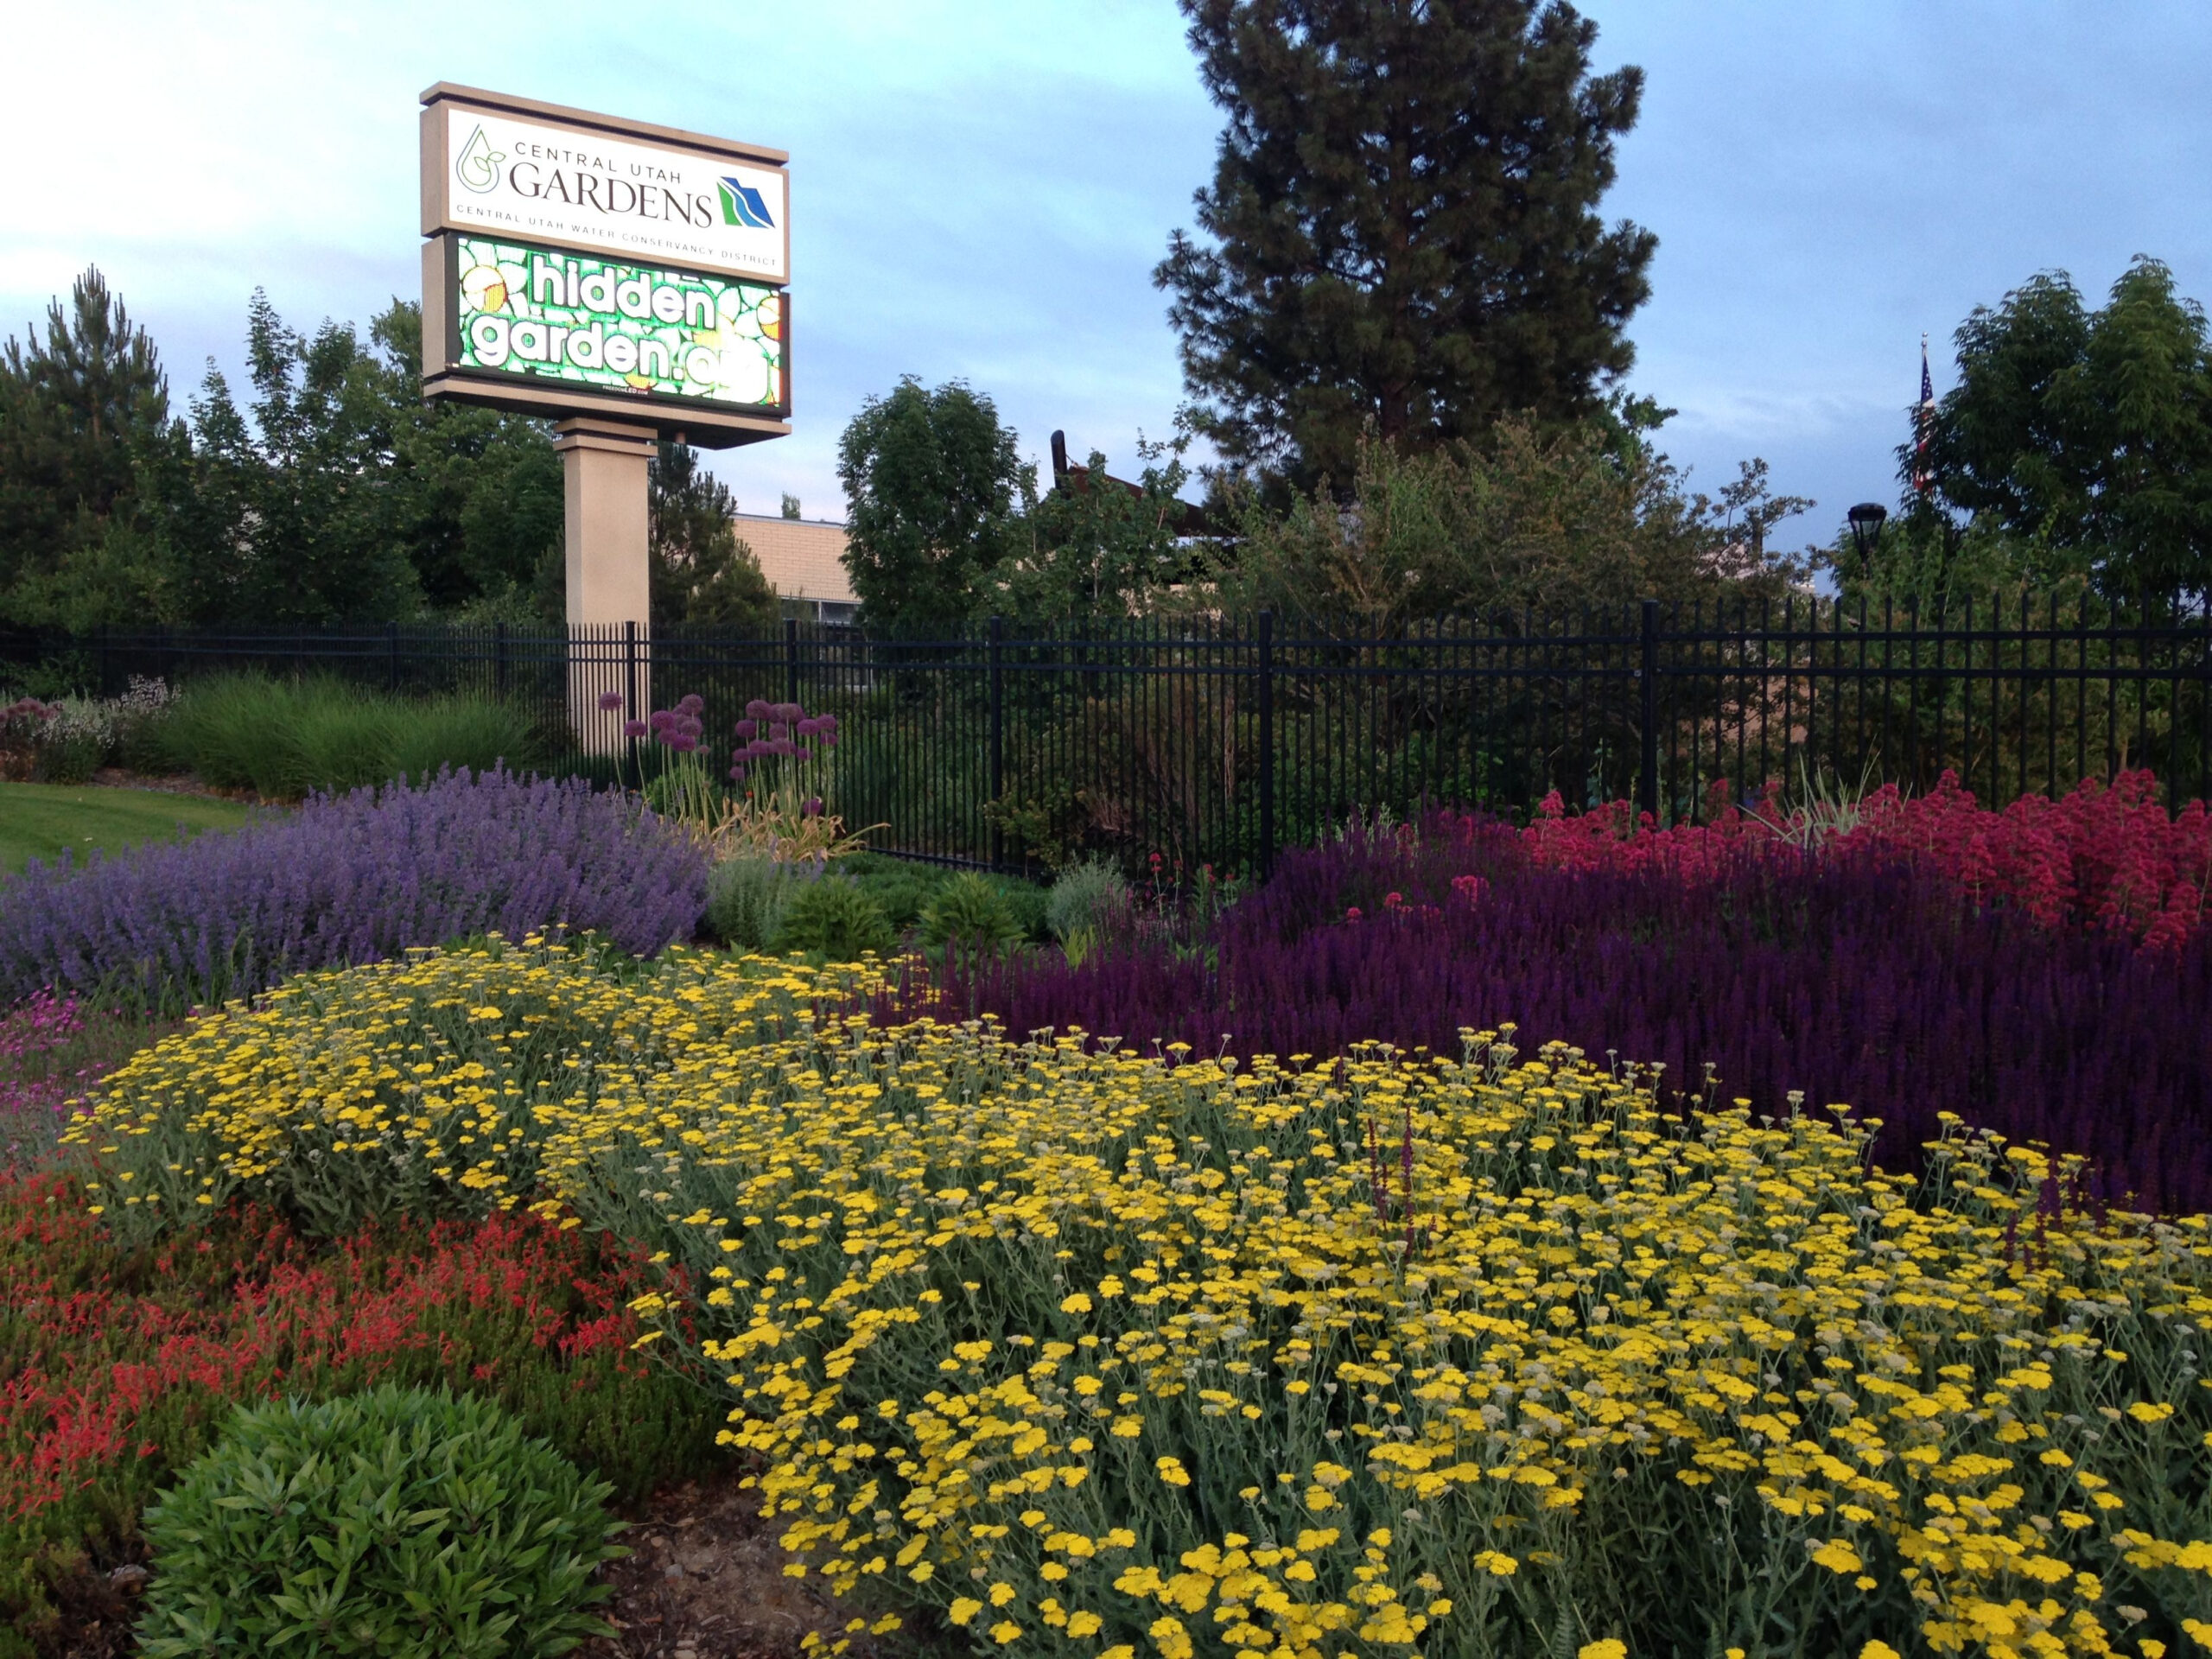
[585,1464,887,1659]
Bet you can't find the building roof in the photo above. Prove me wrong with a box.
[733,513,855,605]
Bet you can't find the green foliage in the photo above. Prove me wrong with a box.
[1046,858,1131,944]
[838,852,949,931]
[919,871,1024,954]
[1202,421,1806,630]
[650,442,780,632]
[137,1384,622,1659]
[1158,0,1656,491]
[772,876,896,960]
[168,292,430,626]
[836,376,1033,636]
[0,265,188,631]
[987,432,1197,631]
[1917,256,2212,607]
[155,675,540,800]
[3,280,564,631]
[705,854,811,950]
[367,303,564,618]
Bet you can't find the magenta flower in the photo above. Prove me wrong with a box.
[597,690,625,712]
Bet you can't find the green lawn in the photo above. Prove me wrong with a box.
[0,783,258,874]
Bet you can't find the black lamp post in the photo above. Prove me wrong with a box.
[1847,503,1888,572]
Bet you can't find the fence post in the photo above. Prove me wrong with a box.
[988,613,1005,870]
[494,621,509,699]
[1638,599,1660,823]
[387,621,401,694]
[785,616,800,708]
[623,620,640,778]
[1257,610,1275,880]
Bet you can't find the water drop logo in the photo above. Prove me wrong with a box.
[717,177,775,230]
[454,125,505,195]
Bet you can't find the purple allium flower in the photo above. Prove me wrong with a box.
[746,698,772,721]
[677,693,705,716]
[597,690,626,712]
[729,765,747,782]
[803,797,823,817]
[772,702,804,724]
[623,720,648,738]
[734,719,758,741]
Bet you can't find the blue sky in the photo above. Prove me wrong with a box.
[3,2,2208,554]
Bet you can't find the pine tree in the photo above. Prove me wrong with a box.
[1157,0,1656,492]
[0,265,181,622]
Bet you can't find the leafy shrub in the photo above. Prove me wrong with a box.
[0,770,709,1014]
[0,1178,710,1651]
[704,853,813,949]
[919,871,1024,954]
[839,854,948,930]
[153,674,541,800]
[995,876,1051,942]
[137,1384,623,1658]
[1045,857,1129,942]
[568,1013,2212,1659]
[772,877,895,960]
[67,938,868,1241]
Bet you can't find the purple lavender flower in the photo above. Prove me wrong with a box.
[0,770,709,1014]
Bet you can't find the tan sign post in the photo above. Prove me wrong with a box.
[418,84,790,743]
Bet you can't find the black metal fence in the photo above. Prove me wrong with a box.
[10,594,2209,876]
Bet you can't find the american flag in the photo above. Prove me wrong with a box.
[1912,334,1936,497]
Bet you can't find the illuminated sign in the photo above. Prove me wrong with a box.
[429,104,787,284]
[421,86,789,447]
[446,237,785,413]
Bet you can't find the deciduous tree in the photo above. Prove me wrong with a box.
[836,377,1031,636]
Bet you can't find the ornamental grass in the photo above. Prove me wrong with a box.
[69,941,2212,1659]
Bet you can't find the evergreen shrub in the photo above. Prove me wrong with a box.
[137,1384,623,1659]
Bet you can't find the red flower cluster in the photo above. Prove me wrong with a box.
[0,1176,709,1635]
[1504,770,2210,947]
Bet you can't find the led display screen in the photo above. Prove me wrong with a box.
[448,235,785,412]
